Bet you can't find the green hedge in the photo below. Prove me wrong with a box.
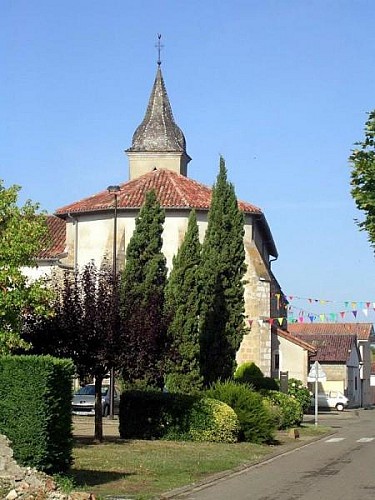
[234,362,279,391]
[206,381,275,443]
[119,390,239,443]
[265,390,303,429]
[0,355,74,473]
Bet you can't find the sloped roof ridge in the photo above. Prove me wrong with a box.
[275,328,316,352]
[55,169,263,214]
[288,322,374,341]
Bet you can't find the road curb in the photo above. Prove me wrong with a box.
[160,429,337,499]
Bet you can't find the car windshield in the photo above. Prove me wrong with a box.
[75,385,109,396]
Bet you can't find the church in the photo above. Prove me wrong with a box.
[32,58,294,378]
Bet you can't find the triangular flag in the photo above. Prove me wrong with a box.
[340,311,346,318]
[278,317,284,326]
[344,301,349,308]
[319,314,325,322]
[351,302,357,309]
[248,320,253,327]
[352,310,358,318]
[366,302,371,308]
[298,316,304,323]
[362,309,368,317]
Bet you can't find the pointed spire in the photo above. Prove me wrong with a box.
[127,65,187,153]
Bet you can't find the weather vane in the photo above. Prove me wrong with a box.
[155,33,163,66]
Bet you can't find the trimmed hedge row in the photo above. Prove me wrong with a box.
[119,390,239,443]
[0,355,74,473]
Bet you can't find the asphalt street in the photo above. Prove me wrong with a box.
[169,409,375,500]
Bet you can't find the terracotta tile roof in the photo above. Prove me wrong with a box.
[55,168,262,215]
[37,215,66,259]
[274,327,316,353]
[292,333,357,363]
[288,323,374,341]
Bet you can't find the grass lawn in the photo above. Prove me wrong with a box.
[69,424,331,499]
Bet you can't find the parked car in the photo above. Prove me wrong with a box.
[310,391,349,411]
[72,384,120,416]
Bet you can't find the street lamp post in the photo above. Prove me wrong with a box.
[107,185,121,419]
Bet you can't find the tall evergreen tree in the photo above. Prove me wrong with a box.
[164,209,203,394]
[200,157,247,385]
[120,190,167,388]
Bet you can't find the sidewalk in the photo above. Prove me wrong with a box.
[72,416,120,438]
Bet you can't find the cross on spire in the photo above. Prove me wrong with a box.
[155,33,163,66]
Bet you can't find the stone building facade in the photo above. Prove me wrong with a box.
[34,62,281,377]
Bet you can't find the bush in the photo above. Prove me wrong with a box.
[119,390,239,443]
[0,355,74,473]
[287,378,311,412]
[265,390,303,429]
[234,362,278,391]
[188,398,239,443]
[205,381,275,443]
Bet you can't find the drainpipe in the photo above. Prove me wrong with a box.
[67,212,78,272]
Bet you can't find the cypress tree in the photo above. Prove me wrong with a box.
[200,157,247,385]
[120,189,167,389]
[164,209,203,394]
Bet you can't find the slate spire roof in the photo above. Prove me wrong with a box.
[127,65,188,154]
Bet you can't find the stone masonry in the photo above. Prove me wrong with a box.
[0,434,94,500]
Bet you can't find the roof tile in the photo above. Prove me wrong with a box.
[292,333,357,362]
[38,215,66,259]
[55,168,262,215]
[288,322,374,341]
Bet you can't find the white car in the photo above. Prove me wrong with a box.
[72,384,120,416]
[310,391,349,412]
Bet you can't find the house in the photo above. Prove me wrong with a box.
[289,323,375,407]
[370,362,375,404]
[32,61,282,377]
[271,327,316,384]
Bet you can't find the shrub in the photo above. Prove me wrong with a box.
[205,381,275,443]
[188,398,239,443]
[287,378,311,412]
[265,390,303,429]
[0,355,74,473]
[119,390,239,443]
[234,362,278,391]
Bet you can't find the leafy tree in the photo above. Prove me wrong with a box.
[349,110,375,249]
[120,190,168,389]
[199,157,247,385]
[23,262,121,441]
[164,210,203,394]
[0,181,50,354]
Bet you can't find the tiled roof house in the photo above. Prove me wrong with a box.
[289,323,374,407]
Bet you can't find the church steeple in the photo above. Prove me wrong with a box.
[126,41,191,180]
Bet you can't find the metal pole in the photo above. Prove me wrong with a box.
[109,192,118,419]
[314,360,318,427]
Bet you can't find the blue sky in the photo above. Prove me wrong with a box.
[2,1,375,322]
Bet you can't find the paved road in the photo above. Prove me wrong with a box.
[171,409,375,500]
